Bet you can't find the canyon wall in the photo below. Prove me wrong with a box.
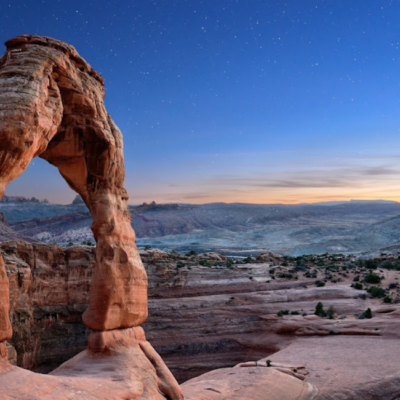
[3,240,389,383]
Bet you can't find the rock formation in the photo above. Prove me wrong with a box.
[0,34,183,399]
[3,241,400,399]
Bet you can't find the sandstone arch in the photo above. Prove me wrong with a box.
[0,35,148,336]
[0,35,184,400]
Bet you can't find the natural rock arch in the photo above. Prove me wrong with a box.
[0,35,148,336]
[0,35,184,400]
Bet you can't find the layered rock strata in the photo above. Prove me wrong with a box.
[3,241,400,395]
[0,35,182,399]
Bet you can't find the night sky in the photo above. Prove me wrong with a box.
[1,0,400,204]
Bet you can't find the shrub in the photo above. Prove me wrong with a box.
[326,305,335,320]
[383,296,392,303]
[315,302,327,317]
[367,286,386,298]
[277,310,290,317]
[358,308,373,319]
[199,259,211,267]
[365,259,379,269]
[364,273,382,284]
[226,259,234,268]
[315,280,325,287]
[353,275,360,282]
[67,242,74,247]
[364,308,373,319]
[177,262,185,269]
[351,282,363,290]
[186,250,198,256]
[381,260,394,270]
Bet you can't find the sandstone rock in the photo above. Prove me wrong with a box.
[0,34,147,333]
[181,365,318,400]
[0,327,183,400]
[0,34,183,399]
[256,251,283,264]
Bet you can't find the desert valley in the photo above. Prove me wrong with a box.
[1,3,400,398]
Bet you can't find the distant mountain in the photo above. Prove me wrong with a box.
[1,199,400,256]
[0,195,49,204]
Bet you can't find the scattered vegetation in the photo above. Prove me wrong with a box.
[277,310,290,317]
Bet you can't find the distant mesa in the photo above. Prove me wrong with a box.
[71,195,85,205]
[0,195,49,204]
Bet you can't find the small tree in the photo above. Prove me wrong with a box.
[326,305,335,319]
[315,302,327,317]
[364,308,372,319]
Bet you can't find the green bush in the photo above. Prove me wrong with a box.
[367,286,386,298]
[351,282,363,290]
[383,296,392,303]
[364,273,382,284]
[359,308,373,319]
[199,259,211,267]
[315,302,327,317]
[315,280,325,287]
[365,259,379,269]
[186,250,198,256]
[277,310,290,317]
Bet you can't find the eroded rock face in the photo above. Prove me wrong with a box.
[0,35,183,399]
[0,34,147,336]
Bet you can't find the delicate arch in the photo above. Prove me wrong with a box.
[0,35,147,339]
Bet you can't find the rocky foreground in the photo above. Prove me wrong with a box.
[2,240,400,398]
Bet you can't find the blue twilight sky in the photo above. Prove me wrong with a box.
[1,0,400,204]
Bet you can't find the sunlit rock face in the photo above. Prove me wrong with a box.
[0,35,183,400]
[0,34,147,335]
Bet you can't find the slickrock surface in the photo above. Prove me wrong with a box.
[0,327,182,400]
[181,365,318,400]
[263,335,400,400]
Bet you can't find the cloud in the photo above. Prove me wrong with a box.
[205,164,400,190]
[361,167,400,176]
